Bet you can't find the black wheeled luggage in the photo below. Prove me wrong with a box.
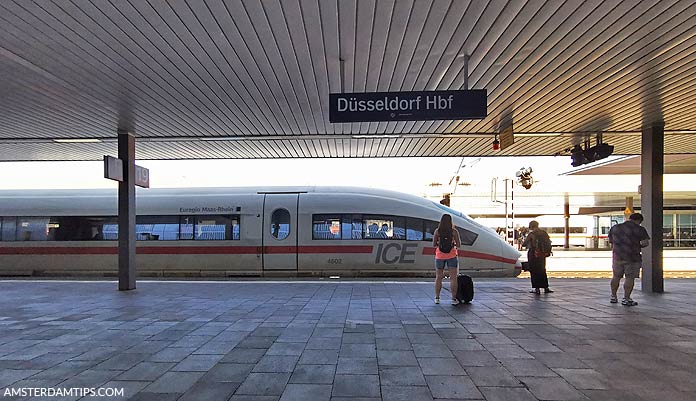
[456,274,474,303]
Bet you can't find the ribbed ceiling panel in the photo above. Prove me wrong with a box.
[0,0,694,160]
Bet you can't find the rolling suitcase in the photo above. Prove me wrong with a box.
[456,274,474,303]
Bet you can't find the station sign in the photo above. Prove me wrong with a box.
[104,155,150,188]
[135,165,150,188]
[103,156,123,182]
[329,90,487,123]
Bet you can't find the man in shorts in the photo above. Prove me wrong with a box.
[607,213,650,306]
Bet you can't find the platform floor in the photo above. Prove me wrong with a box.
[1,279,695,401]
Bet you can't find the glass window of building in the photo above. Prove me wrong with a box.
[313,215,341,240]
[270,209,290,240]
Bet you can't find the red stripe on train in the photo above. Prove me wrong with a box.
[0,245,373,255]
[0,245,516,264]
[421,247,518,265]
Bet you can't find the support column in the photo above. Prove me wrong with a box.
[640,124,664,293]
[118,131,136,291]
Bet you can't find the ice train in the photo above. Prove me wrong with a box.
[0,187,522,278]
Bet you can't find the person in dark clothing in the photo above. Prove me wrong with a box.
[608,213,650,306]
[522,220,553,295]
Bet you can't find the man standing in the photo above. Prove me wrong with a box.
[608,213,650,306]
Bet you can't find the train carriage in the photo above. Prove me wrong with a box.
[0,187,522,278]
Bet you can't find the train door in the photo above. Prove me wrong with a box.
[262,193,299,271]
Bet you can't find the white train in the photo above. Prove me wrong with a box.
[0,187,522,278]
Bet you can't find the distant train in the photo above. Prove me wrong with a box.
[0,187,522,278]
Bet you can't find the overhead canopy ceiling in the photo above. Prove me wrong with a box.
[0,0,694,160]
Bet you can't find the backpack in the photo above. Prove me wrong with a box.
[533,231,552,258]
[438,228,454,253]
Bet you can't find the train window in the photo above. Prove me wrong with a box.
[47,216,117,241]
[456,227,478,246]
[136,216,180,240]
[363,215,404,239]
[406,218,424,241]
[313,215,341,240]
[196,215,238,240]
[270,209,290,240]
[16,217,50,241]
[424,220,439,241]
[342,214,363,239]
[1,217,16,241]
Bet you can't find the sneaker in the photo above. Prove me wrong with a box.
[544,288,554,294]
[621,298,638,306]
[435,298,440,304]
[610,295,618,304]
[451,298,460,305]
[529,289,541,294]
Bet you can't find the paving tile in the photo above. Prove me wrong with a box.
[465,366,521,387]
[229,396,279,401]
[289,364,335,384]
[128,393,181,401]
[499,358,558,377]
[413,343,454,358]
[381,385,434,401]
[253,355,299,373]
[479,387,538,401]
[236,372,291,396]
[553,368,609,390]
[376,338,412,350]
[379,366,426,386]
[425,375,483,399]
[521,377,589,400]
[178,381,239,401]
[222,348,267,364]
[238,336,277,349]
[200,362,254,382]
[377,350,418,366]
[452,350,499,367]
[172,354,223,372]
[146,347,197,363]
[0,369,41,387]
[306,338,342,350]
[339,343,376,358]
[417,357,465,375]
[279,384,332,401]
[298,349,338,365]
[336,357,378,374]
[332,374,380,398]
[143,371,205,393]
[116,362,174,381]
[267,342,306,356]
